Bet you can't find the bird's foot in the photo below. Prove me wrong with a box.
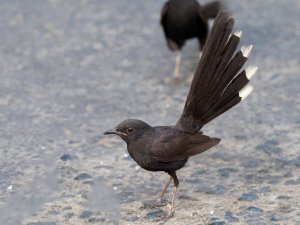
[166,203,175,218]
[141,198,168,209]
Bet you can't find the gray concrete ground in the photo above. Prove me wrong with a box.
[0,0,300,224]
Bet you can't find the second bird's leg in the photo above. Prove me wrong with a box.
[173,50,181,79]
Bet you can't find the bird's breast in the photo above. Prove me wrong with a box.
[126,137,154,170]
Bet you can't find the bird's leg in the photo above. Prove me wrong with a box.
[141,177,172,209]
[155,177,172,204]
[167,171,179,218]
[173,50,181,79]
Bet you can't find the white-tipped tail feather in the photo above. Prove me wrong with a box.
[241,45,253,58]
[234,30,242,38]
[239,85,253,100]
[246,66,258,80]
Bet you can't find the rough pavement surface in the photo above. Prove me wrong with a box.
[0,0,299,224]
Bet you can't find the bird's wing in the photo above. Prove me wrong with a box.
[160,2,180,50]
[175,12,256,133]
[150,130,220,162]
[160,1,169,25]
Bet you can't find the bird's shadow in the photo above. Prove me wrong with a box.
[140,199,175,221]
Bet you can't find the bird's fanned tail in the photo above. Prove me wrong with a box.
[176,13,257,133]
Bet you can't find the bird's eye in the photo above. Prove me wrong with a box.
[127,128,134,133]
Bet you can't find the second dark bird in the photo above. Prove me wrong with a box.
[104,13,257,218]
[161,0,223,78]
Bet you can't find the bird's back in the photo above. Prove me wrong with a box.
[161,0,208,49]
[167,0,200,24]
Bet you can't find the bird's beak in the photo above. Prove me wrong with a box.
[103,128,117,135]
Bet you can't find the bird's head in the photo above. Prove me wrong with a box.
[103,119,151,143]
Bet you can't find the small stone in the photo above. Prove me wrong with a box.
[192,169,207,175]
[124,215,139,222]
[210,217,220,222]
[145,209,166,219]
[234,135,247,140]
[265,140,279,146]
[74,173,92,181]
[238,193,258,201]
[27,223,56,225]
[191,212,199,216]
[294,157,300,168]
[135,165,140,170]
[278,205,293,213]
[60,153,72,161]
[225,211,239,222]
[247,206,263,213]
[211,185,227,195]
[117,190,135,203]
[185,178,202,184]
[256,142,281,154]
[79,210,93,218]
[88,217,106,223]
[275,158,294,168]
[195,185,226,195]
[195,186,211,193]
[284,179,300,186]
[83,180,94,185]
[255,144,269,152]
[266,175,282,184]
[218,168,238,178]
[259,186,271,193]
[87,218,97,223]
[270,215,279,221]
[244,174,255,181]
[62,206,72,210]
[210,152,232,161]
[178,195,198,201]
[276,195,291,200]
[122,153,131,160]
[241,159,261,168]
[106,220,119,225]
[209,221,225,225]
[64,212,75,219]
[284,172,293,178]
[68,140,80,144]
[47,210,59,215]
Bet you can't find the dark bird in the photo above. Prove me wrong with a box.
[160,0,223,78]
[104,13,257,217]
